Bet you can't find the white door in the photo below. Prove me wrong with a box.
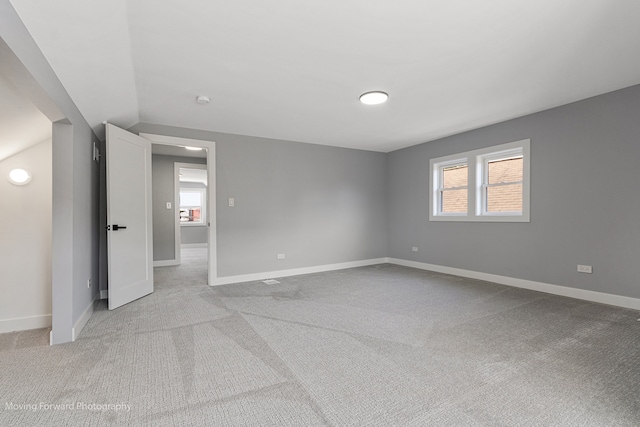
[106,124,154,310]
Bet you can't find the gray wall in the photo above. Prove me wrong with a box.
[131,123,389,277]
[180,182,208,245]
[152,154,206,261]
[388,84,640,300]
[1,1,101,343]
[181,225,208,245]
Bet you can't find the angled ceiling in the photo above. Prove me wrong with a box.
[179,168,208,185]
[151,143,207,159]
[0,70,51,162]
[9,0,640,152]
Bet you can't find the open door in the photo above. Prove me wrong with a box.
[106,124,153,310]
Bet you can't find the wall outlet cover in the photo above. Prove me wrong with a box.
[577,265,593,274]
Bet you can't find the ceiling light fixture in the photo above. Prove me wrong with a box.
[359,91,389,105]
[196,95,210,105]
[8,168,32,185]
[184,146,203,151]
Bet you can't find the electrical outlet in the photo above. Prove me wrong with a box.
[577,265,592,274]
[412,246,419,252]
[166,202,172,209]
[87,278,92,289]
[277,253,285,260]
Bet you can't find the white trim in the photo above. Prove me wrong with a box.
[71,297,98,341]
[213,258,388,286]
[207,144,217,285]
[181,243,208,249]
[100,290,109,300]
[388,258,640,311]
[0,314,51,334]
[173,162,182,265]
[154,259,180,267]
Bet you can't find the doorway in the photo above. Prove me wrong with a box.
[142,133,216,285]
[0,37,61,337]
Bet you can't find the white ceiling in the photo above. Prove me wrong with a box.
[10,0,640,152]
[151,143,207,159]
[179,168,207,185]
[0,71,51,162]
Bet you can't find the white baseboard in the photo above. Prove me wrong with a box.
[388,258,640,311]
[0,314,51,334]
[154,259,180,267]
[71,297,98,341]
[181,243,207,249]
[213,258,388,286]
[100,290,108,300]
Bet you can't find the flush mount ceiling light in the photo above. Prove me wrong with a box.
[359,91,389,105]
[8,168,32,185]
[184,146,203,151]
[196,95,210,105]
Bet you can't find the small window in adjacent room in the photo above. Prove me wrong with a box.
[179,188,206,225]
[430,139,530,222]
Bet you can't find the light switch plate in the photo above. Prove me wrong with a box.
[577,265,592,274]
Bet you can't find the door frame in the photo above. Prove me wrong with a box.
[140,133,216,285]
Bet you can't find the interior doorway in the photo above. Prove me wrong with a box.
[176,163,208,268]
[0,36,63,338]
[142,133,216,285]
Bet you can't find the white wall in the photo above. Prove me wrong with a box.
[0,139,52,332]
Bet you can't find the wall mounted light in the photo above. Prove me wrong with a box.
[359,91,389,105]
[8,168,32,185]
[184,146,203,151]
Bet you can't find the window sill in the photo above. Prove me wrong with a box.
[429,214,529,223]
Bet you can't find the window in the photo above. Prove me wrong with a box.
[180,188,206,225]
[481,151,523,215]
[437,160,468,215]
[430,139,530,222]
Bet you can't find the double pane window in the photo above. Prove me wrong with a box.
[430,139,529,222]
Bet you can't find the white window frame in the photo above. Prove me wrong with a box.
[434,158,469,217]
[179,187,206,226]
[430,139,530,222]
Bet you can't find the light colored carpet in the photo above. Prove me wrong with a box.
[1,248,639,426]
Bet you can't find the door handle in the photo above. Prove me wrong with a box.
[112,224,127,231]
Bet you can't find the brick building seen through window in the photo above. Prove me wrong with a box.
[442,157,523,213]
